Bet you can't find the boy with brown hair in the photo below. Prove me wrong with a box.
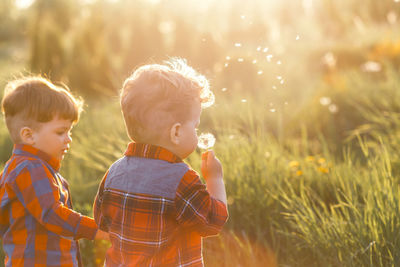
[0,77,106,266]
[94,58,228,266]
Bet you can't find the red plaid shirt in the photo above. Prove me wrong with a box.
[0,144,98,267]
[94,142,228,266]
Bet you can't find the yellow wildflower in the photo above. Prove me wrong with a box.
[318,158,326,164]
[296,170,303,176]
[318,167,329,173]
[289,161,300,168]
[305,156,315,162]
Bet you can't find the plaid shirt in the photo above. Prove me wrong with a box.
[94,142,228,266]
[0,144,98,267]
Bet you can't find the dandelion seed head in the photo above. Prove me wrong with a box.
[257,70,263,75]
[221,87,227,92]
[234,43,242,47]
[252,59,257,64]
[296,35,300,40]
[226,56,231,60]
[263,47,269,53]
[241,99,247,103]
[197,133,216,150]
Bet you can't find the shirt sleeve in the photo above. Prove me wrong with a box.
[8,160,97,240]
[93,170,109,232]
[175,169,228,236]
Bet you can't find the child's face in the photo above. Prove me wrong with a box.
[31,117,73,161]
[174,103,201,159]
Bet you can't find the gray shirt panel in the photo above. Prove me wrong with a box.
[104,156,190,199]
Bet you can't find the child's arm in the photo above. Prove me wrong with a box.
[8,161,97,240]
[93,171,109,232]
[201,150,227,205]
[175,151,228,236]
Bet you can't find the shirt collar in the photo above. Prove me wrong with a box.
[124,142,182,163]
[13,144,61,171]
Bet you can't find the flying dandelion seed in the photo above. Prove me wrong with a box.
[269,108,276,113]
[241,99,247,103]
[224,63,229,67]
[328,104,338,113]
[296,35,300,40]
[234,43,242,47]
[277,60,282,65]
[257,70,263,75]
[256,46,262,51]
[263,47,269,53]
[276,76,282,80]
[252,59,257,64]
[272,86,277,90]
[280,79,285,84]
[238,58,244,62]
[319,97,331,106]
[198,133,216,150]
[226,56,231,60]
[266,55,273,61]
[361,61,381,72]
[240,15,246,19]
[221,88,227,92]
[322,52,336,68]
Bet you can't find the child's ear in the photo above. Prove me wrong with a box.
[169,122,181,145]
[20,127,35,145]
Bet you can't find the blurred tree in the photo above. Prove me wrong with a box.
[67,2,115,97]
[29,0,77,79]
[0,0,18,42]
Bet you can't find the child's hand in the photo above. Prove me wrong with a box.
[95,229,109,240]
[201,150,223,182]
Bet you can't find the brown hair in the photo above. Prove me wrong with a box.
[120,58,214,143]
[1,76,83,143]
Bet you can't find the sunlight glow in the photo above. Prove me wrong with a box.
[15,0,35,9]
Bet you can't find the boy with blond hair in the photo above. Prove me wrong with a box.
[0,77,107,266]
[94,58,228,266]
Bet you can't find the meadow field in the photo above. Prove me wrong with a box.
[1,0,400,266]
